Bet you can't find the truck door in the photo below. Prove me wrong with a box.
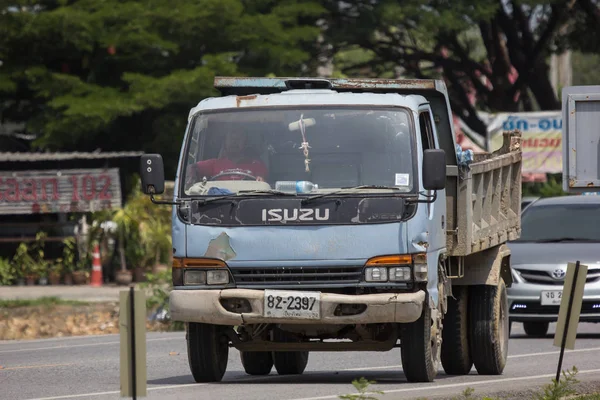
[417,105,447,305]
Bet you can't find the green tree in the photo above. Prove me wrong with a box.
[0,0,325,176]
[320,0,593,136]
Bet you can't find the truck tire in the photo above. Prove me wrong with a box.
[400,301,441,382]
[240,351,273,375]
[469,279,509,375]
[523,322,549,338]
[186,322,229,382]
[441,286,473,375]
[272,329,309,375]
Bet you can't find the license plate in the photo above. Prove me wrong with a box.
[263,290,321,320]
[541,290,563,306]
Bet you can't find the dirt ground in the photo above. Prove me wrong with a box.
[0,302,173,340]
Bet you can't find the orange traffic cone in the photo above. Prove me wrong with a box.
[90,243,103,287]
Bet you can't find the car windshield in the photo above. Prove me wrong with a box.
[516,202,600,242]
[181,106,416,197]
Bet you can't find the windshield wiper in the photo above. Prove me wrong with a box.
[533,237,600,243]
[237,189,297,196]
[195,189,297,206]
[301,185,401,205]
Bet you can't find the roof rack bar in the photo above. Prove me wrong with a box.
[213,76,437,96]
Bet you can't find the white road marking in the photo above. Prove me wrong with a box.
[339,346,600,372]
[0,337,178,354]
[22,367,600,400]
[287,368,600,400]
[0,332,183,345]
[343,365,401,371]
[24,383,207,400]
[507,346,600,359]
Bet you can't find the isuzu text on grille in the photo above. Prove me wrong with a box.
[261,208,330,222]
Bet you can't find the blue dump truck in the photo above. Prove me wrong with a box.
[140,77,522,383]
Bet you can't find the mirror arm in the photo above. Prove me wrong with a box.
[407,191,438,204]
[146,185,182,206]
[150,194,182,206]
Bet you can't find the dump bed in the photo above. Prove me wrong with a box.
[445,130,522,256]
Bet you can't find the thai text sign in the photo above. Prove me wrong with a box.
[0,168,122,215]
[488,111,562,174]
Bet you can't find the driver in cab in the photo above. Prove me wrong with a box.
[188,130,268,182]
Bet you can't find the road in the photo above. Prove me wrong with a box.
[1,322,599,400]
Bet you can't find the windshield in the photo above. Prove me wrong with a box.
[181,107,416,197]
[516,202,600,242]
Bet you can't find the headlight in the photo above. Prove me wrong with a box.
[389,266,411,282]
[365,267,388,282]
[184,270,206,285]
[363,254,427,283]
[174,257,230,286]
[207,270,229,285]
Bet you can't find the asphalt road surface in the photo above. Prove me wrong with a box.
[1,323,599,400]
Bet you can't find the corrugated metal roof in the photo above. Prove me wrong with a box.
[0,151,144,162]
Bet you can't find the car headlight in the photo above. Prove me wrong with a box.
[389,266,411,282]
[174,257,231,286]
[207,270,230,285]
[363,254,427,283]
[184,270,206,285]
[365,267,388,282]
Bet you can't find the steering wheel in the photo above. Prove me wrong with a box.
[210,169,257,181]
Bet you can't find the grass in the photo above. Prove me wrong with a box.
[0,296,90,308]
[341,366,600,400]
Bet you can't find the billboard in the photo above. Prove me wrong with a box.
[485,111,562,174]
[0,168,122,215]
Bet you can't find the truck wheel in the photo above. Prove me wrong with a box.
[523,322,549,338]
[186,322,229,382]
[400,300,441,382]
[240,351,273,375]
[469,279,509,375]
[272,329,309,375]
[441,286,472,375]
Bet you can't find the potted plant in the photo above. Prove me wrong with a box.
[38,265,49,285]
[61,237,77,285]
[72,256,88,285]
[138,189,172,278]
[48,260,63,285]
[13,242,37,285]
[0,258,16,286]
[114,231,133,285]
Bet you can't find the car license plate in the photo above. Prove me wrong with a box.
[263,290,321,320]
[541,290,562,306]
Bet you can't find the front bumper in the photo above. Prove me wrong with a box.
[170,288,426,325]
[508,281,600,323]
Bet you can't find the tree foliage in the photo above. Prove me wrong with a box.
[2,0,600,160]
[320,0,597,135]
[0,0,325,175]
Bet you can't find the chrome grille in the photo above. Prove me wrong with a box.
[516,267,600,285]
[230,265,363,286]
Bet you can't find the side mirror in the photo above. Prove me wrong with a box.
[140,154,165,195]
[422,149,446,191]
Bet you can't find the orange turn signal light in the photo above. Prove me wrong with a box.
[365,255,412,266]
[172,258,227,268]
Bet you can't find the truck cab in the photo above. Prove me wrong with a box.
[140,77,521,384]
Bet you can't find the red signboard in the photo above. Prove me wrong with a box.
[0,168,122,214]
